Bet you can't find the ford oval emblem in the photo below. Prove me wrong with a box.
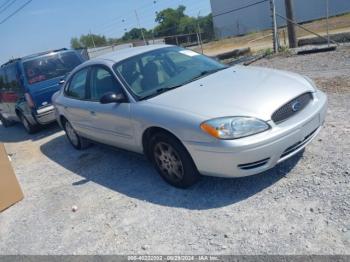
[292,101,301,112]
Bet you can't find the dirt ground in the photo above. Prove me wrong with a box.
[0,46,349,255]
[192,13,350,56]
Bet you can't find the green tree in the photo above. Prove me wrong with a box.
[198,14,215,40]
[154,5,187,36]
[178,16,197,34]
[70,37,83,49]
[70,5,215,47]
[70,34,108,49]
[122,28,149,41]
[107,37,123,45]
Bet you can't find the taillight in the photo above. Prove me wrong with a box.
[24,93,35,108]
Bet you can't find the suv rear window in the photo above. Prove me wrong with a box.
[23,51,81,85]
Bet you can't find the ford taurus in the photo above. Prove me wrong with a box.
[52,45,327,188]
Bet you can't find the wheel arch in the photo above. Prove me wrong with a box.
[15,107,23,118]
[142,126,186,160]
[58,115,68,128]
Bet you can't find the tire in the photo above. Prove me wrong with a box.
[149,132,200,188]
[63,120,90,150]
[19,113,39,134]
[0,113,12,128]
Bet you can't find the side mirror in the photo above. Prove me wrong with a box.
[100,92,127,104]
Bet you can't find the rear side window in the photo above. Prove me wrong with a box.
[23,51,82,85]
[65,68,88,100]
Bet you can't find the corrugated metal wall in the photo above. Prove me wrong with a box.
[211,0,350,38]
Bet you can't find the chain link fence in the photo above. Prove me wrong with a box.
[210,0,350,54]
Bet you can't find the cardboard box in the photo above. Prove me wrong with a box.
[0,143,23,212]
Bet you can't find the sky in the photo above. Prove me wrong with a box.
[0,0,211,64]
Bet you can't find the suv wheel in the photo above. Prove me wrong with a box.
[149,132,200,188]
[19,113,38,134]
[64,120,90,150]
[0,113,12,128]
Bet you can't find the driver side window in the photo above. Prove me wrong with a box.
[90,66,123,101]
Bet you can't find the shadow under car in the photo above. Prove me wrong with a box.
[40,134,304,210]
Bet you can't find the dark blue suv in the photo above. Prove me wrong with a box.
[0,48,85,133]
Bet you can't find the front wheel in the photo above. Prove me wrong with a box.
[64,120,90,150]
[149,132,200,188]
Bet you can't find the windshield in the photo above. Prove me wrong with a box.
[113,47,227,99]
[23,51,82,85]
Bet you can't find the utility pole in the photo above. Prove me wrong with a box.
[284,0,297,48]
[152,0,157,45]
[89,30,96,48]
[270,0,279,53]
[134,10,147,45]
[197,11,203,54]
[326,0,330,47]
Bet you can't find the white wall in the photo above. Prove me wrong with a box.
[211,0,350,38]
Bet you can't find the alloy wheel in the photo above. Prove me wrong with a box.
[153,141,184,182]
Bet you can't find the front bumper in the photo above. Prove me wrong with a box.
[185,91,328,178]
[34,105,56,125]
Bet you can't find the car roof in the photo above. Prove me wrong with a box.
[69,44,176,75]
[94,44,174,64]
[1,48,70,67]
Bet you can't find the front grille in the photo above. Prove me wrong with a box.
[272,92,313,124]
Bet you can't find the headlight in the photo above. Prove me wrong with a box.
[200,117,270,140]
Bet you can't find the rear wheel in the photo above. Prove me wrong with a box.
[149,132,200,188]
[64,120,90,150]
[0,113,12,128]
[19,113,39,134]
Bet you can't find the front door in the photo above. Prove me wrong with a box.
[85,65,134,150]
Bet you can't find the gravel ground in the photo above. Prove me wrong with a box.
[0,46,349,255]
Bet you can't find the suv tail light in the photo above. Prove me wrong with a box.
[24,93,35,108]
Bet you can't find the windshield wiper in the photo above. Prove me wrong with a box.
[140,85,183,100]
[184,67,228,84]
[140,67,228,101]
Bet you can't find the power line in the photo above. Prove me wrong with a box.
[94,0,159,33]
[0,0,11,10]
[0,0,16,15]
[0,0,32,25]
[94,0,198,36]
[212,0,268,18]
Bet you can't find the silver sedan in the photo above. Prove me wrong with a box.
[52,45,327,188]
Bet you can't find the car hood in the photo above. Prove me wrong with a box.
[147,65,315,121]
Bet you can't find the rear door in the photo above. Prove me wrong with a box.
[61,67,92,137]
[84,65,134,149]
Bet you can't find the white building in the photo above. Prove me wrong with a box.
[210,0,350,38]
